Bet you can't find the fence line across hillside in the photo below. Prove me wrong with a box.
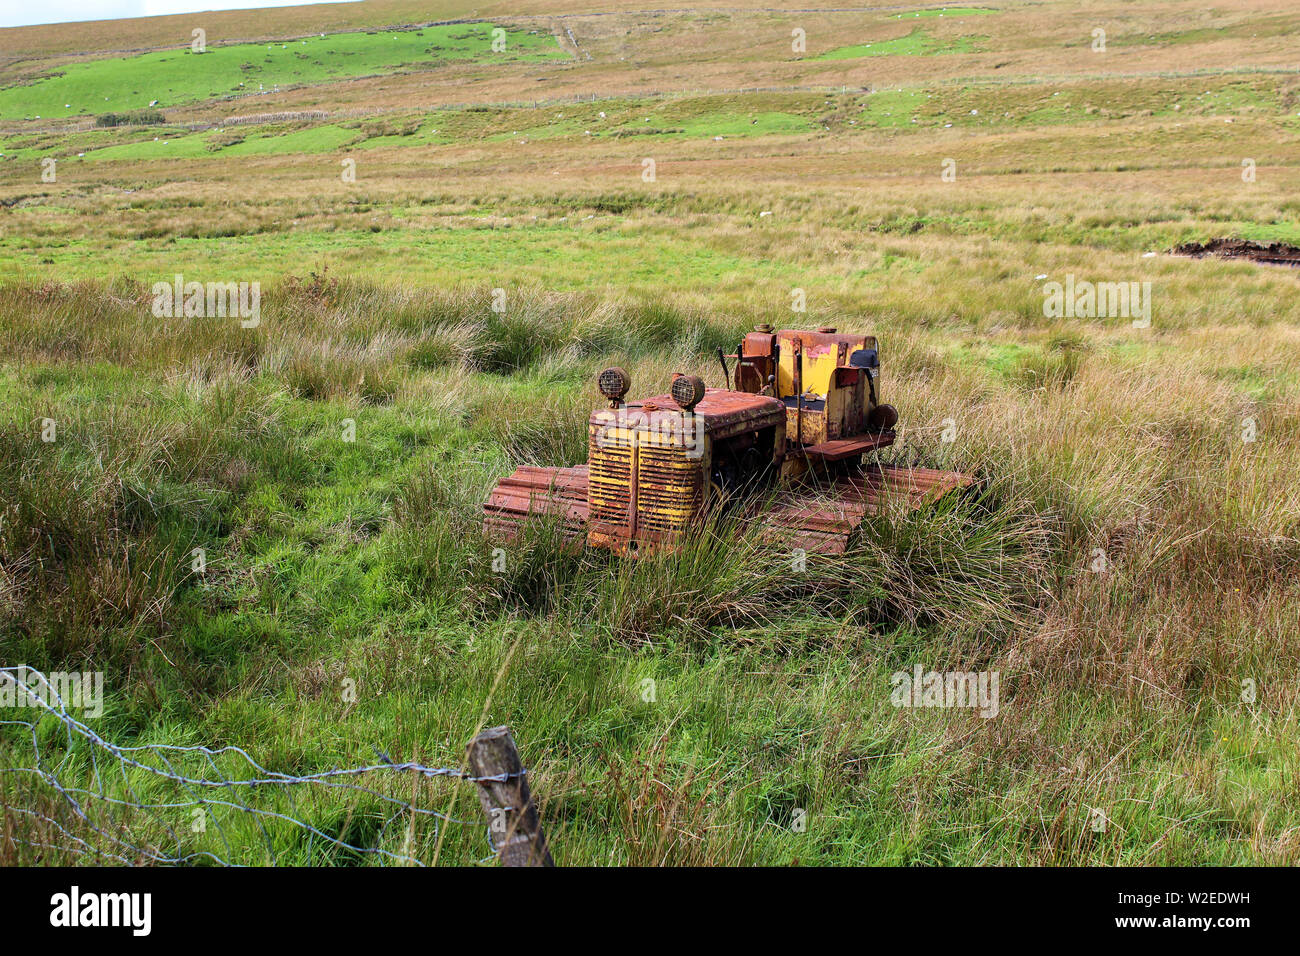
[0,666,552,867]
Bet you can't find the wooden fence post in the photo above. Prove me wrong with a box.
[466,726,554,867]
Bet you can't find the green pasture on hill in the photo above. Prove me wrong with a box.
[0,24,566,120]
[816,28,983,60]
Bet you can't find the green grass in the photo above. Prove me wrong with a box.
[6,76,1286,168]
[80,122,368,161]
[0,24,566,120]
[0,188,1267,295]
[222,123,363,156]
[1215,364,1299,402]
[817,28,982,60]
[1107,14,1300,49]
[852,77,1287,133]
[859,88,929,127]
[674,110,811,137]
[602,94,819,140]
[77,127,229,161]
[0,286,1055,864]
[891,6,997,18]
[0,222,803,292]
[607,110,812,139]
[47,100,815,163]
[3,276,1296,866]
[1237,221,1300,245]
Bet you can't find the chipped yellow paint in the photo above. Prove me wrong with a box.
[586,418,710,548]
[778,343,842,398]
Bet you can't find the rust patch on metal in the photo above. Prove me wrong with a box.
[483,465,589,543]
[757,463,979,554]
[800,434,894,463]
[621,388,785,438]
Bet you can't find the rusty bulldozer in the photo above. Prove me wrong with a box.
[483,326,977,555]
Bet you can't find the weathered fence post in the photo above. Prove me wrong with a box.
[466,726,554,867]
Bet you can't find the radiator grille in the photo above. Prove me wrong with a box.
[636,437,703,535]
[588,429,633,526]
[587,420,706,538]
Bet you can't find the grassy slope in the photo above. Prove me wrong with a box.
[0,24,565,120]
[816,26,984,60]
[1,0,1299,866]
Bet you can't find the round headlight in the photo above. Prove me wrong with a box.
[597,366,631,405]
[670,374,706,411]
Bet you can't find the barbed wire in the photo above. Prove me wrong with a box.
[0,666,510,866]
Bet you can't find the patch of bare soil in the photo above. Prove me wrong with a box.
[1172,238,1300,266]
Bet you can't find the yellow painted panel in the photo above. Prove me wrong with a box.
[776,342,842,398]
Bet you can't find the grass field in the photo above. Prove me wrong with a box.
[816,26,985,60]
[0,23,565,120]
[1,0,1299,866]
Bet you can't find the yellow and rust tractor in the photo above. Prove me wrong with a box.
[483,325,976,555]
